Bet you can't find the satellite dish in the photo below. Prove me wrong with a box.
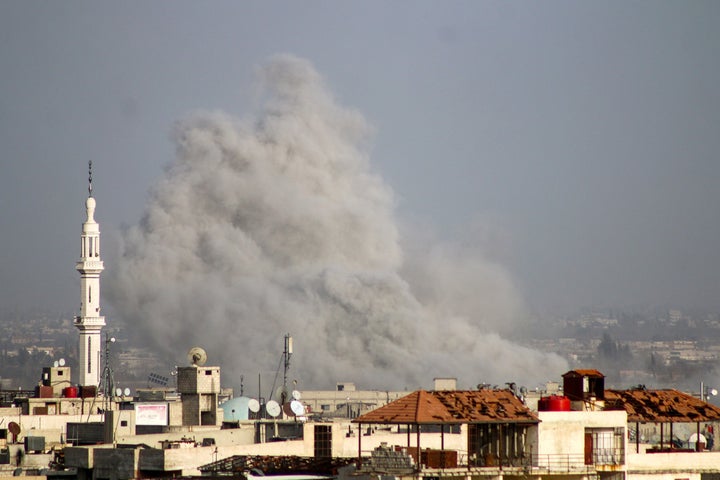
[291,390,302,401]
[59,358,66,367]
[124,388,131,397]
[187,347,208,366]
[275,386,288,400]
[8,422,20,436]
[290,400,305,416]
[711,389,719,397]
[248,398,260,413]
[53,361,59,368]
[115,388,122,397]
[266,400,281,418]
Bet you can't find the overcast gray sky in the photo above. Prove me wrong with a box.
[2,1,719,317]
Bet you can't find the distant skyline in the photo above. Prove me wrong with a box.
[2,1,720,318]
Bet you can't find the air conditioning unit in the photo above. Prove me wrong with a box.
[24,436,45,453]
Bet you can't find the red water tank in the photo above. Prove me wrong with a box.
[538,395,571,411]
[63,386,78,398]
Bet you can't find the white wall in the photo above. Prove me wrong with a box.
[627,451,720,479]
[531,410,627,460]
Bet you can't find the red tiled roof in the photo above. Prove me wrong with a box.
[605,388,720,423]
[433,390,538,423]
[562,369,605,378]
[353,389,538,425]
[352,390,458,424]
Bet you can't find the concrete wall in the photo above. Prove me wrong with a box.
[114,422,256,448]
[627,451,720,478]
[531,410,627,459]
[177,366,220,394]
[93,448,139,480]
[0,412,103,446]
[301,390,408,417]
[301,422,466,459]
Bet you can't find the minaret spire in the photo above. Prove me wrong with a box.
[74,161,106,388]
[88,160,93,197]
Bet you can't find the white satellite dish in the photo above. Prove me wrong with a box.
[291,390,302,401]
[53,361,59,368]
[115,388,122,397]
[248,398,260,413]
[290,400,305,416]
[187,347,208,366]
[124,388,131,397]
[59,358,66,367]
[266,400,281,418]
[276,386,288,400]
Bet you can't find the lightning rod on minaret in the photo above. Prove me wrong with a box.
[88,160,93,197]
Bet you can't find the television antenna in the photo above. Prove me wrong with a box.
[8,422,20,444]
[268,334,293,404]
[98,334,117,411]
[266,400,281,418]
[187,347,208,367]
[290,400,305,417]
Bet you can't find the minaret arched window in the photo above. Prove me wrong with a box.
[87,337,92,374]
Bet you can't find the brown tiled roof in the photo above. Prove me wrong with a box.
[605,388,720,423]
[352,390,458,424]
[562,369,605,378]
[353,390,538,425]
[433,390,538,424]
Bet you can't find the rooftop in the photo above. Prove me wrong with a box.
[605,388,720,423]
[353,389,538,425]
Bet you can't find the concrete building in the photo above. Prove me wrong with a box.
[300,382,408,419]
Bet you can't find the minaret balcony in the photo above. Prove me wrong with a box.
[76,260,104,271]
[74,316,106,328]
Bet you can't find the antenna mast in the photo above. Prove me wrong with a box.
[282,333,292,404]
[99,333,116,412]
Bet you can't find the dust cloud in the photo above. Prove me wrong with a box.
[107,54,566,392]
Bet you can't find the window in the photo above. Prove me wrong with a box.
[87,337,92,373]
[585,427,624,465]
[314,425,332,458]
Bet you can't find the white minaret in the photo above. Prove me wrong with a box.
[74,161,106,387]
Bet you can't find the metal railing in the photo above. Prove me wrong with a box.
[360,448,622,473]
[531,454,593,472]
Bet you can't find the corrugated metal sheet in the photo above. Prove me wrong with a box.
[353,389,538,425]
[605,388,720,423]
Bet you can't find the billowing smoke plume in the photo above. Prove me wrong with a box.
[108,55,566,390]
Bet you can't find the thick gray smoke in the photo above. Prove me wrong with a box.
[108,55,566,391]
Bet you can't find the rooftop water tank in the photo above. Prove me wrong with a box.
[538,395,571,412]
